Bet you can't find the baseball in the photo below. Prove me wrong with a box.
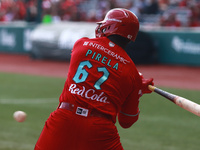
[13,111,27,122]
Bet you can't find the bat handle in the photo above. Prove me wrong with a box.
[148,85,177,103]
[148,85,156,92]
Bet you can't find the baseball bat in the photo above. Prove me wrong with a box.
[148,85,200,117]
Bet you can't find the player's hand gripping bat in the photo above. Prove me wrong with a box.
[148,85,200,117]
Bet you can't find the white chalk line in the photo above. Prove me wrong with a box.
[0,98,59,104]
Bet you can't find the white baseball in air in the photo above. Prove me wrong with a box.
[13,111,27,122]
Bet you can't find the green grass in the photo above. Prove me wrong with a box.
[0,72,200,150]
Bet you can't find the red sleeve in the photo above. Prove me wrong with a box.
[118,90,140,128]
[118,75,142,128]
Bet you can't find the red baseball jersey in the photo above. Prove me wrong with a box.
[59,37,142,122]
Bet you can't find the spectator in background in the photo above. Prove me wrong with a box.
[50,0,62,22]
[0,0,15,22]
[87,0,112,22]
[144,0,159,14]
[0,2,6,21]
[96,0,111,21]
[25,0,38,22]
[4,2,19,21]
[160,13,181,27]
[109,0,119,9]
[0,0,33,22]
[189,4,200,20]
[178,0,187,7]
[42,0,62,23]
[15,0,26,20]
[158,0,170,13]
[188,16,200,27]
[126,1,141,18]
[188,3,200,27]
[58,0,85,21]
[135,0,147,14]
[42,0,53,23]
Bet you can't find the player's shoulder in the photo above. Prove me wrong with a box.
[74,37,89,45]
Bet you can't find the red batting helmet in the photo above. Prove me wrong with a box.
[95,8,139,41]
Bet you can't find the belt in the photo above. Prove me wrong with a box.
[59,102,111,119]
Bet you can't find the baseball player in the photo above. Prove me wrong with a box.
[34,8,154,150]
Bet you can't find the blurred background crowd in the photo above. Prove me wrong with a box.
[0,0,200,27]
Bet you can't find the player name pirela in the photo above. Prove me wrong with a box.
[69,83,109,104]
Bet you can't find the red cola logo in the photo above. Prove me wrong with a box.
[69,84,109,104]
